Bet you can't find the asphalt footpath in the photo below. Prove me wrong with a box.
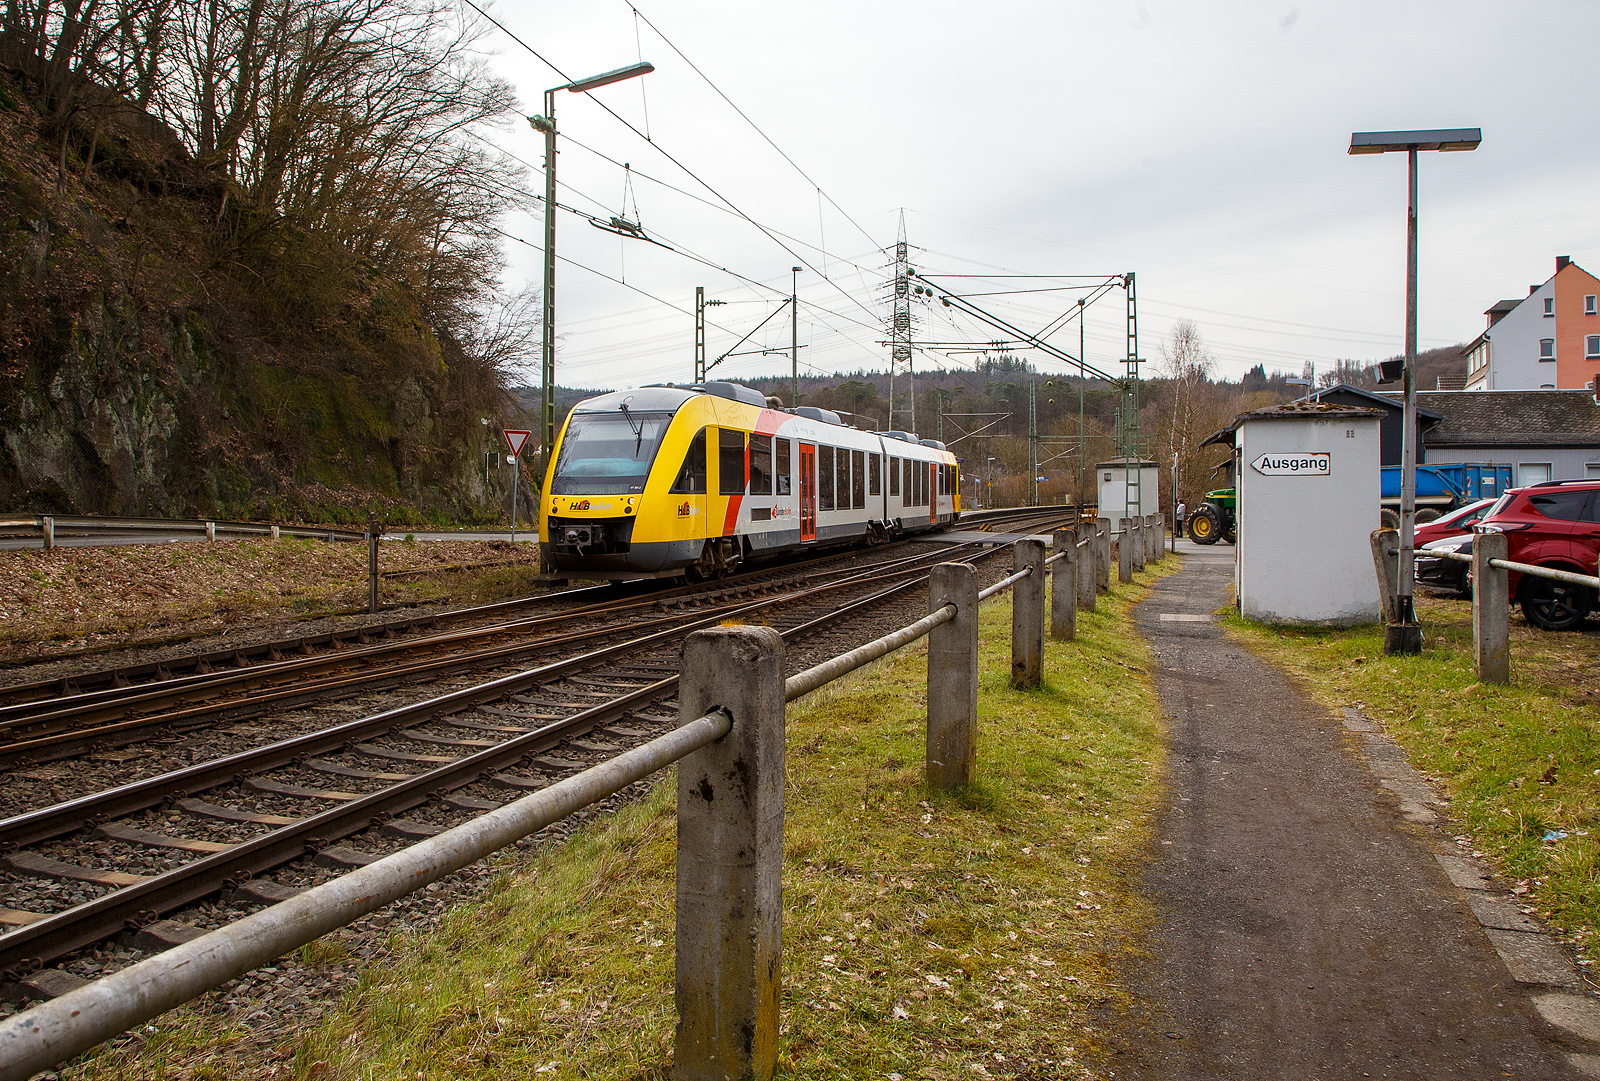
[1109,539,1591,1080]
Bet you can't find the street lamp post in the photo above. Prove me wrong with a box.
[1350,127,1480,654]
[528,62,654,469]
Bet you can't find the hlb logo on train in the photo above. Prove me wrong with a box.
[1251,452,1331,476]
[677,501,691,518]
[569,499,592,511]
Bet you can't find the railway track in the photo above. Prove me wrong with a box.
[0,510,1073,999]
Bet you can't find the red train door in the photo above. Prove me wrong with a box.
[929,463,938,524]
[799,443,817,541]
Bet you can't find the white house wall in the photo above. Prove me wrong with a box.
[1236,416,1381,626]
[1472,282,1558,391]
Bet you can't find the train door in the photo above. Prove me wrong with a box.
[929,463,938,524]
[799,442,817,541]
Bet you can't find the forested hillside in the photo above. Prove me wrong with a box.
[0,0,534,524]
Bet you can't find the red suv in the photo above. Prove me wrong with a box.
[1477,480,1600,631]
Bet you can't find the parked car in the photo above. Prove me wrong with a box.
[1411,498,1498,594]
[1476,480,1600,631]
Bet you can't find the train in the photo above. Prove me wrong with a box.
[539,380,961,579]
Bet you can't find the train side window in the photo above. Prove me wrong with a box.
[888,456,900,496]
[718,428,746,495]
[835,447,850,509]
[818,445,835,510]
[750,434,773,496]
[775,438,791,495]
[903,459,912,507]
[851,450,866,508]
[669,428,707,494]
[869,453,881,496]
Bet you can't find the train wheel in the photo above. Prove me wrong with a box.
[685,542,717,582]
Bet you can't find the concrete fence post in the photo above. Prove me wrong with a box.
[1132,517,1146,572]
[1472,531,1510,685]
[1117,518,1132,584]
[927,563,978,788]
[675,627,786,1081]
[205,521,216,542]
[1149,515,1163,563]
[270,525,280,541]
[1077,535,1097,611]
[1095,518,1110,592]
[41,516,53,552]
[1051,528,1077,641]
[1370,528,1399,624]
[1011,538,1045,690]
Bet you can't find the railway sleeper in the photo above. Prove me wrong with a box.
[314,846,381,870]
[245,777,362,801]
[400,729,497,749]
[128,918,205,954]
[4,852,147,887]
[307,760,409,782]
[227,878,302,905]
[94,823,231,855]
[379,818,444,840]
[353,743,456,764]
[445,717,529,734]
[6,967,91,1003]
[175,798,297,827]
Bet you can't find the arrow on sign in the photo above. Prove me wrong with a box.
[503,429,532,457]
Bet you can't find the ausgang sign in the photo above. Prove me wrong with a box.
[1251,451,1330,476]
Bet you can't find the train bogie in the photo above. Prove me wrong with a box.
[540,383,960,578]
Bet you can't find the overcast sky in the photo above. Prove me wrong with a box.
[475,0,1600,391]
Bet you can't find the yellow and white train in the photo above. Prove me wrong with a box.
[539,381,961,578]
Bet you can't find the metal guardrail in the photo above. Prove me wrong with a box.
[0,515,368,549]
[1428,548,1600,589]
[0,519,1147,1078]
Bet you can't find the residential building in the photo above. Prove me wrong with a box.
[1462,256,1600,391]
[1411,390,1600,485]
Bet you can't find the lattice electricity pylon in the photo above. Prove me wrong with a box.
[1119,273,1143,527]
[888,212,915,432]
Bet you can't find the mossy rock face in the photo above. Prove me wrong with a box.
[0,80,514,522]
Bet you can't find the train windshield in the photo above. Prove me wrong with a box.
[550,411,673,494]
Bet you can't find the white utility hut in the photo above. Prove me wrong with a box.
[1095,459,1160,521]
[1232,402,1383,626]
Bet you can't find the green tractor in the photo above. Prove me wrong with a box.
[1187,487,1237,545]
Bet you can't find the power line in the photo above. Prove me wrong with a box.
[619,0,883,253]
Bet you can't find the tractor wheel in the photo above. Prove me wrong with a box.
[1223,527,1237,545]
[1187,504,1223,545]
[1416,508,1441,524]
[1520,577,1594,631]
[1380,509,1399,529]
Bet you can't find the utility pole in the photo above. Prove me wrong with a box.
[1078,298,1086,506]
[694,287,724,384]
[1028,380,1038,507]
[791,267,801,406]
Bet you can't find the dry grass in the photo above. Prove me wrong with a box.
[0,538,546,660]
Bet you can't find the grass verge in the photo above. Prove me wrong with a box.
[68,562,1176,1081]
[1224,590,1600,968]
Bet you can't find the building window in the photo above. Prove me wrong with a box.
[1540,338,1556,361]
[1587,294,1598,315]
[1518,462,1552,486]
[1589,335,1600,359]
[1544,297,1555,316]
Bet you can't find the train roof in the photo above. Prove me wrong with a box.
[571,387,697,413]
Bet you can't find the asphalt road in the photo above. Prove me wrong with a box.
[1108,540,1582,1080]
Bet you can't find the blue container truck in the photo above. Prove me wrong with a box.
[1379,463,1511,513]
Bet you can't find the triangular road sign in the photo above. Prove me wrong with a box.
[503,429,533,457]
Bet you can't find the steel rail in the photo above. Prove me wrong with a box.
[0,539,1021,973]
[0,539,1001,853]
[0,711,734,1081]
[0,549,961,758]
